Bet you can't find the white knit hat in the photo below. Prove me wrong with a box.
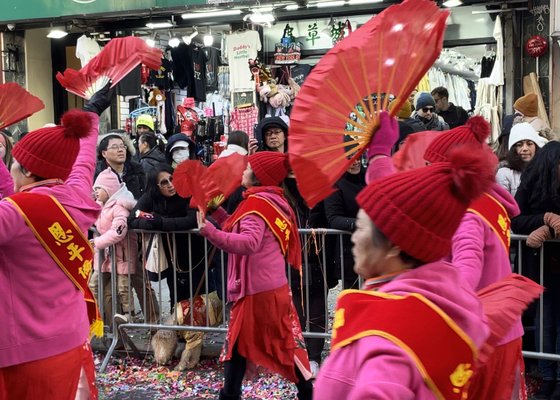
[508,122,548,150]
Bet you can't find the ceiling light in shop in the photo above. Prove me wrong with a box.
[244,11,276,27]
[443,0,462,7]
[203,35,214,46]
[181,10,242,19]
[146,21,174,29]
[168,37,181,47]
[47,29,68,39]
[285,4,299,10]
[316,1,346,8]
[348,0,382,4]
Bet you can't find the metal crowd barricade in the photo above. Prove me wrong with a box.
[94,229,560,372]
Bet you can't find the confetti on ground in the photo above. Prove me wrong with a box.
[95,353,297,400]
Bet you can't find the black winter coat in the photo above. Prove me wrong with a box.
[139,147,167,176]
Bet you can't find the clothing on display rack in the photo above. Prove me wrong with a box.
[117,65,142,96]
[428,68,473,112]
[75,35,101,68]
[230,105,258,138]
[192,45,208,102]
[171,43,196,94]
[148,56,174,91]
[218,66,230,98]
[204,47,221,92]
[225,30,262,91]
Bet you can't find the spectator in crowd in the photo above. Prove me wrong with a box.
[513,93,548,132]
[512,141,560,399]
[496,123,547,197]
[431,86,469,128]
[387,100,425,153]
[255,117,289,153]
[219,130,249,158]
[136,114,156,137]
[95,134,146,199]
[324,158,366,289]
[165,134,196,169]
[198,152,314,400]
[412,92,449,131]
[0,87,112,399]
[128,163,207,308]
[138,133,166,175]
[0,129,13,169]
[89,168,137,325]
[314,143,494,399]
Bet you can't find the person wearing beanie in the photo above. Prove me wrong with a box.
[89,168,138,326]
[255,116,289,152]
[496,122,547,196]
[197,151,314,400]
[0,86,113,399]
[511,142,560,398]
[431,86,469,129]
[165,133,197,168]
[514,93,548,133]
[413,91,449,131]
[314,146,495,399]
[388,99,426,153]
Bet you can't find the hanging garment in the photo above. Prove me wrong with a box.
[225,30,261,91]
[75,35,101,68]
[171,43,195,93]
[230,106,259,138]
[204,47,221,92]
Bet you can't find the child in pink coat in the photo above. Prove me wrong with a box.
[89,167,137,323]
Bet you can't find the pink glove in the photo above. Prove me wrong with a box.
[367,111,399,158]
[526,225,552,249]
[544,212,560,236]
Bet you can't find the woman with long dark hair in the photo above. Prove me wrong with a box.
[512,141,560,398]
[496,123,546,196]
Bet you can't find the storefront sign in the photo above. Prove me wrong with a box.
[1,0,243,22]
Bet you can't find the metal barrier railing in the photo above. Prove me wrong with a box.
[91,230,560,372]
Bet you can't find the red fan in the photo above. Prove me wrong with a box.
[0,83,45,130]
[173,154,247,212]
[392,130,445,172]
[476,274,543,365]
[288,0,449,207]
[56,37,162,99]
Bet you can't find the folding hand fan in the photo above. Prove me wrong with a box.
[173,154,247,212]
[0,83,45,130]
[56,37,162,99]
[476,274,542,365]
[288,0,449,207]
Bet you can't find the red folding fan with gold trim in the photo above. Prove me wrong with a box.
[288,0,449,207]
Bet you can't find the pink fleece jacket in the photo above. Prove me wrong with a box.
[93,184,137,275]
[0,160,14,199]
[200,189,293,302]
[314,261,489,400]
[448,182,523,345]
[0,113,101,368]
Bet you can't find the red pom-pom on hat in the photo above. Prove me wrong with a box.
[12,109,95,181]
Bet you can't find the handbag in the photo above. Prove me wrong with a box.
[144,233,169,274]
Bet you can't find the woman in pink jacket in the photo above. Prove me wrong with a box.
[424,117,526,399]
[314,142,495,399]
[0,90,111,400]
[89,167,138,324]
[197,151,313,400]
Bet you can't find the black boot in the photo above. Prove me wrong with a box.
[296,379,313,400]
[219,389,240,400]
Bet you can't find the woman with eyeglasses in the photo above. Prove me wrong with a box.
[128,163,207,309]
[412,92,449,131]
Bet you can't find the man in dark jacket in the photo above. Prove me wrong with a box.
[413,92,449,131]
[431,86,469,129]
[138,133,167,175]
[95,134,146,199]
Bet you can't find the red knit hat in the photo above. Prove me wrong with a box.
[423,116,490,163]
[249,151,289,186]
[12,109,94,181]
[357,145,497,263]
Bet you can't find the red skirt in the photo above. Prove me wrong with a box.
[0,342,97,400]
[468,338,526,400]
[221,285,312,383]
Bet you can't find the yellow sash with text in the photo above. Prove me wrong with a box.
[6,192,103,338]
[467,193,511,252]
